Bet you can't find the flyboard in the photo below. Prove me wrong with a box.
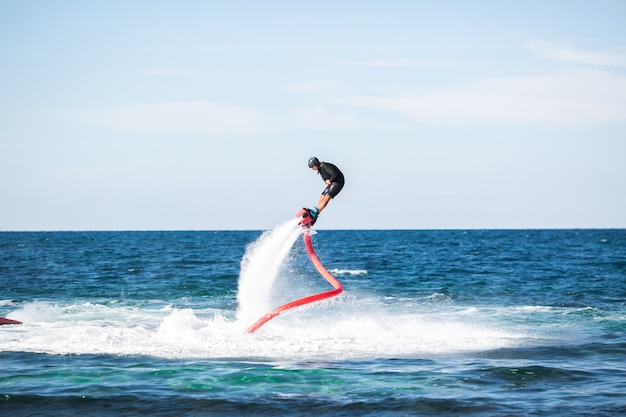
[0,317,21,325]
[245,208,343,334]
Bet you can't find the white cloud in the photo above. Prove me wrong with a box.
[134,65,195,77]
[331,59,431,68]
[64,100,272,135]
[279,79,340,94]
[526,42,626,68]
[318,69,626,125]
[291,106,371,130]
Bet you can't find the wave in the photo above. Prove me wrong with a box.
[1,299,579,361]
[329,268,368,276]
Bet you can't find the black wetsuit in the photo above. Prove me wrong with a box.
[318,162,345,198]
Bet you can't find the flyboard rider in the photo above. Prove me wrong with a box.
[302,157,345,226]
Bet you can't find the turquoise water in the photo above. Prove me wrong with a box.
[1,225,625,416]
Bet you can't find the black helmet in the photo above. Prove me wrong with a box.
[308,157,320,168]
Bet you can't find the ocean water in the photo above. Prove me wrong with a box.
[1,224,625,416]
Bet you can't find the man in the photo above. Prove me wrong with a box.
[306,157,345,224]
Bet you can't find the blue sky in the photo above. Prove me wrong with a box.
[1,0,625,230]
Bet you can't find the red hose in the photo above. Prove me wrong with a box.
[245,230,343,334]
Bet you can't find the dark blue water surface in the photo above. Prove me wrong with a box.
[1,229,625,416]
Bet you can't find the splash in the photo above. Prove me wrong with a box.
[245,229,344,334]
[0,300,557,359]
[235,218,303,323]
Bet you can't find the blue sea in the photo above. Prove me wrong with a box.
[1,222,625,416]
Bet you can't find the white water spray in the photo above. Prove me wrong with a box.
[236,218,303,323]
